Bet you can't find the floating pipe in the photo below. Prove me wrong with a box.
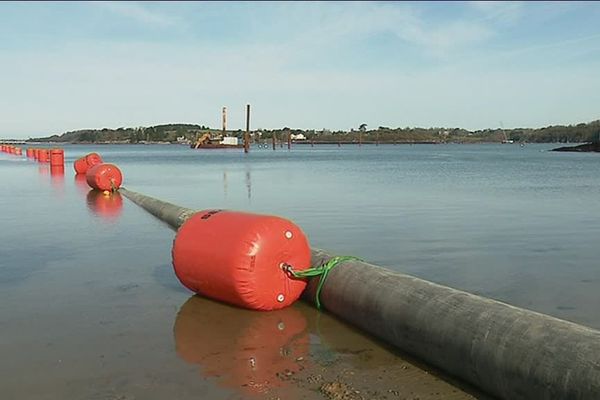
[119,188,196,230]
[119,188,600,400]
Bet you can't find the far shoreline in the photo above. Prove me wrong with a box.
[19,140,585,146]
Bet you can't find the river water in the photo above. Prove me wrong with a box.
[1,143,598,399]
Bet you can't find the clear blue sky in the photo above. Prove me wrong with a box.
[1,1,600,138]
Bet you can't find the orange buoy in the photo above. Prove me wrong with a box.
[15,148,22,156]
[74,152,103,174]
[26,148,34,158]
[86,163,123,191]
[73,157,87,173]
[50,148,64,166]
[38,149,50,162]
[172,210,311,311]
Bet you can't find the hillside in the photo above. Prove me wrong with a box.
[32,124,211,144]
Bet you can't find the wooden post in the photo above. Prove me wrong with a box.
[272,134,276,150]
[287,131,291,150]
[244,104,250,154]
[359,132,362,147]
[376,131,379,146]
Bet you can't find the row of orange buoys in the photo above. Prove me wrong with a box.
[42,149,64,175]
[4,144,124,220]
[1,144,23,156]
[6,145,125,192]
[6,146,67,175]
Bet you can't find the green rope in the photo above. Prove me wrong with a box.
[284,256,361,310]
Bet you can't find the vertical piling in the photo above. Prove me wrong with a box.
[287,132,291,150]
[244,104,250,154]
[222,107,227,137]
[272,134,276,150]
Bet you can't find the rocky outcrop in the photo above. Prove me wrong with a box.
[552,142,600,152]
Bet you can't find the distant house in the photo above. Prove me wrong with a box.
[291,133,307,140]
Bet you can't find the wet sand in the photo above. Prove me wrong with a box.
[1,265,485,400]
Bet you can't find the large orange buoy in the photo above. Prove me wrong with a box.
[50,148,64,166]
[172,210,311,311]
[26,148,34,158]
[74,152,103,174]
[15,148,22,156]
[86,163,123,191]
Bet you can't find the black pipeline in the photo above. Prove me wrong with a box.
[120,188,600,400]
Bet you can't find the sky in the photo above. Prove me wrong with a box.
[1,1,600,138]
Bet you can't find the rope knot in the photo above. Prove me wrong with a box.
[282,256,361,310]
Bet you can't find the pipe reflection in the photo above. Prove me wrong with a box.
[174,296,309,396]
[223,170,228,201]
[245,170,252,202]
[86,190,123,221]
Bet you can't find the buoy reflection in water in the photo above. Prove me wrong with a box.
[173,295,309,396]
[74,174,89,195]
[50,165,65,194]
[38,164,49,176]
[86,190,123,221]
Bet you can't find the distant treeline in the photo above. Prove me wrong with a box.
[31,120,600,144]
[32,124,210,144]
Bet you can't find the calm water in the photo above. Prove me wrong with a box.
[1,143,599,399]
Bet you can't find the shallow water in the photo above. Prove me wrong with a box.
[1,143,598,399]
